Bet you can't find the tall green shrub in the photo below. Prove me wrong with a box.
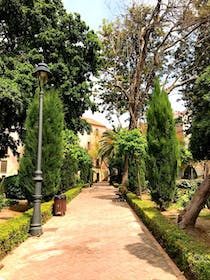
[61,130,92,191]
[3,175,25,199]
[78,148,92,184]
[61,153,78,192]
[146,79,179,209]
[19,89,64,201]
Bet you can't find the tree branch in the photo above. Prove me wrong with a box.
[166,75,197,93]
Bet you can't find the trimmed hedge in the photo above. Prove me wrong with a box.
[0,186,82,260]
[126,192,210,280]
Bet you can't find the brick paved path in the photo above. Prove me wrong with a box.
[0,183,186,280]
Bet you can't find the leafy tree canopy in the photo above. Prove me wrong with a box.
[115,129,147,159]
[63,129,92,173]
[189,66,210,160]
[0,0,101,156]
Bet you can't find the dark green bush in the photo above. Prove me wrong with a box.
[0,194,5,211]
[146,79,179,209]
[19,89,64,202]
[126,192,210,280]
[61,153,78,192]
[3,175,25,199]
[61,129,93,191]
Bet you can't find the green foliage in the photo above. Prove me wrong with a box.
[189,66,210,160]
[61,130,92,191]
[115,129,147,158]
[61,154,78,192]
[98,128,147,189]
[146,79,179,209]
[0,0,101,157]
[180,146,193,165]
[0,185,82,260]
[3,175,25,199]
[114,129,147,193]
[115,129,147,191]
[174,179,203,208]
[98,129,121,184]
[98,129,117,160]
[0,194,5,211]
[77,148,92,183]
[126,192,210,280]
[182,15,210,112]
[19,89,64,201]
[0,58,35,157]
[109,156,124,184]
[0,214,30,260]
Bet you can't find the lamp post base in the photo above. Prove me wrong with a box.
[29,225,43,236]
[29,171,43,237]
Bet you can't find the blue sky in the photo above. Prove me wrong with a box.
[62,0,124,31]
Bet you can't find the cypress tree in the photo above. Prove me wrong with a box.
[19,89,64,202]
[146,79,179,209]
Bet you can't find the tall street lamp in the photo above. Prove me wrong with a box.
[29,62,51,236]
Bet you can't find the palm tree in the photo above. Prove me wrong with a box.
[98,128,130,187]
[98,129,124,185]
[98,130,117,160]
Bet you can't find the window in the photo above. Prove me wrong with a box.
[0,160,7,173]
[87,141,91,150]
[95,128,99,136]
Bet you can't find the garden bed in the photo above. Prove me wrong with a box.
[126,191,210,280]
[162,208,210,247]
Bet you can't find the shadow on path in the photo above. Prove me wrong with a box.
[125,227,184,278]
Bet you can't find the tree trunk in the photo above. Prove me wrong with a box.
[137,170,142,198]
[177,174,210,229]
[121,155,129,187]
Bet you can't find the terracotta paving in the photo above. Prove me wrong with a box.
[0,183,186,280]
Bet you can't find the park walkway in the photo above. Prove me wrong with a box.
[0,183,186,280]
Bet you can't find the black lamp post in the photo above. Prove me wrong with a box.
[29,62,51,236]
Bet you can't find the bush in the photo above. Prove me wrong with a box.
[126,192,210,280]
[61,153,78,192]
[0,194,5,211]
[61,129,93,191]
[0,185,82,260]
[174,179,203,207]
[3,175,25,199]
